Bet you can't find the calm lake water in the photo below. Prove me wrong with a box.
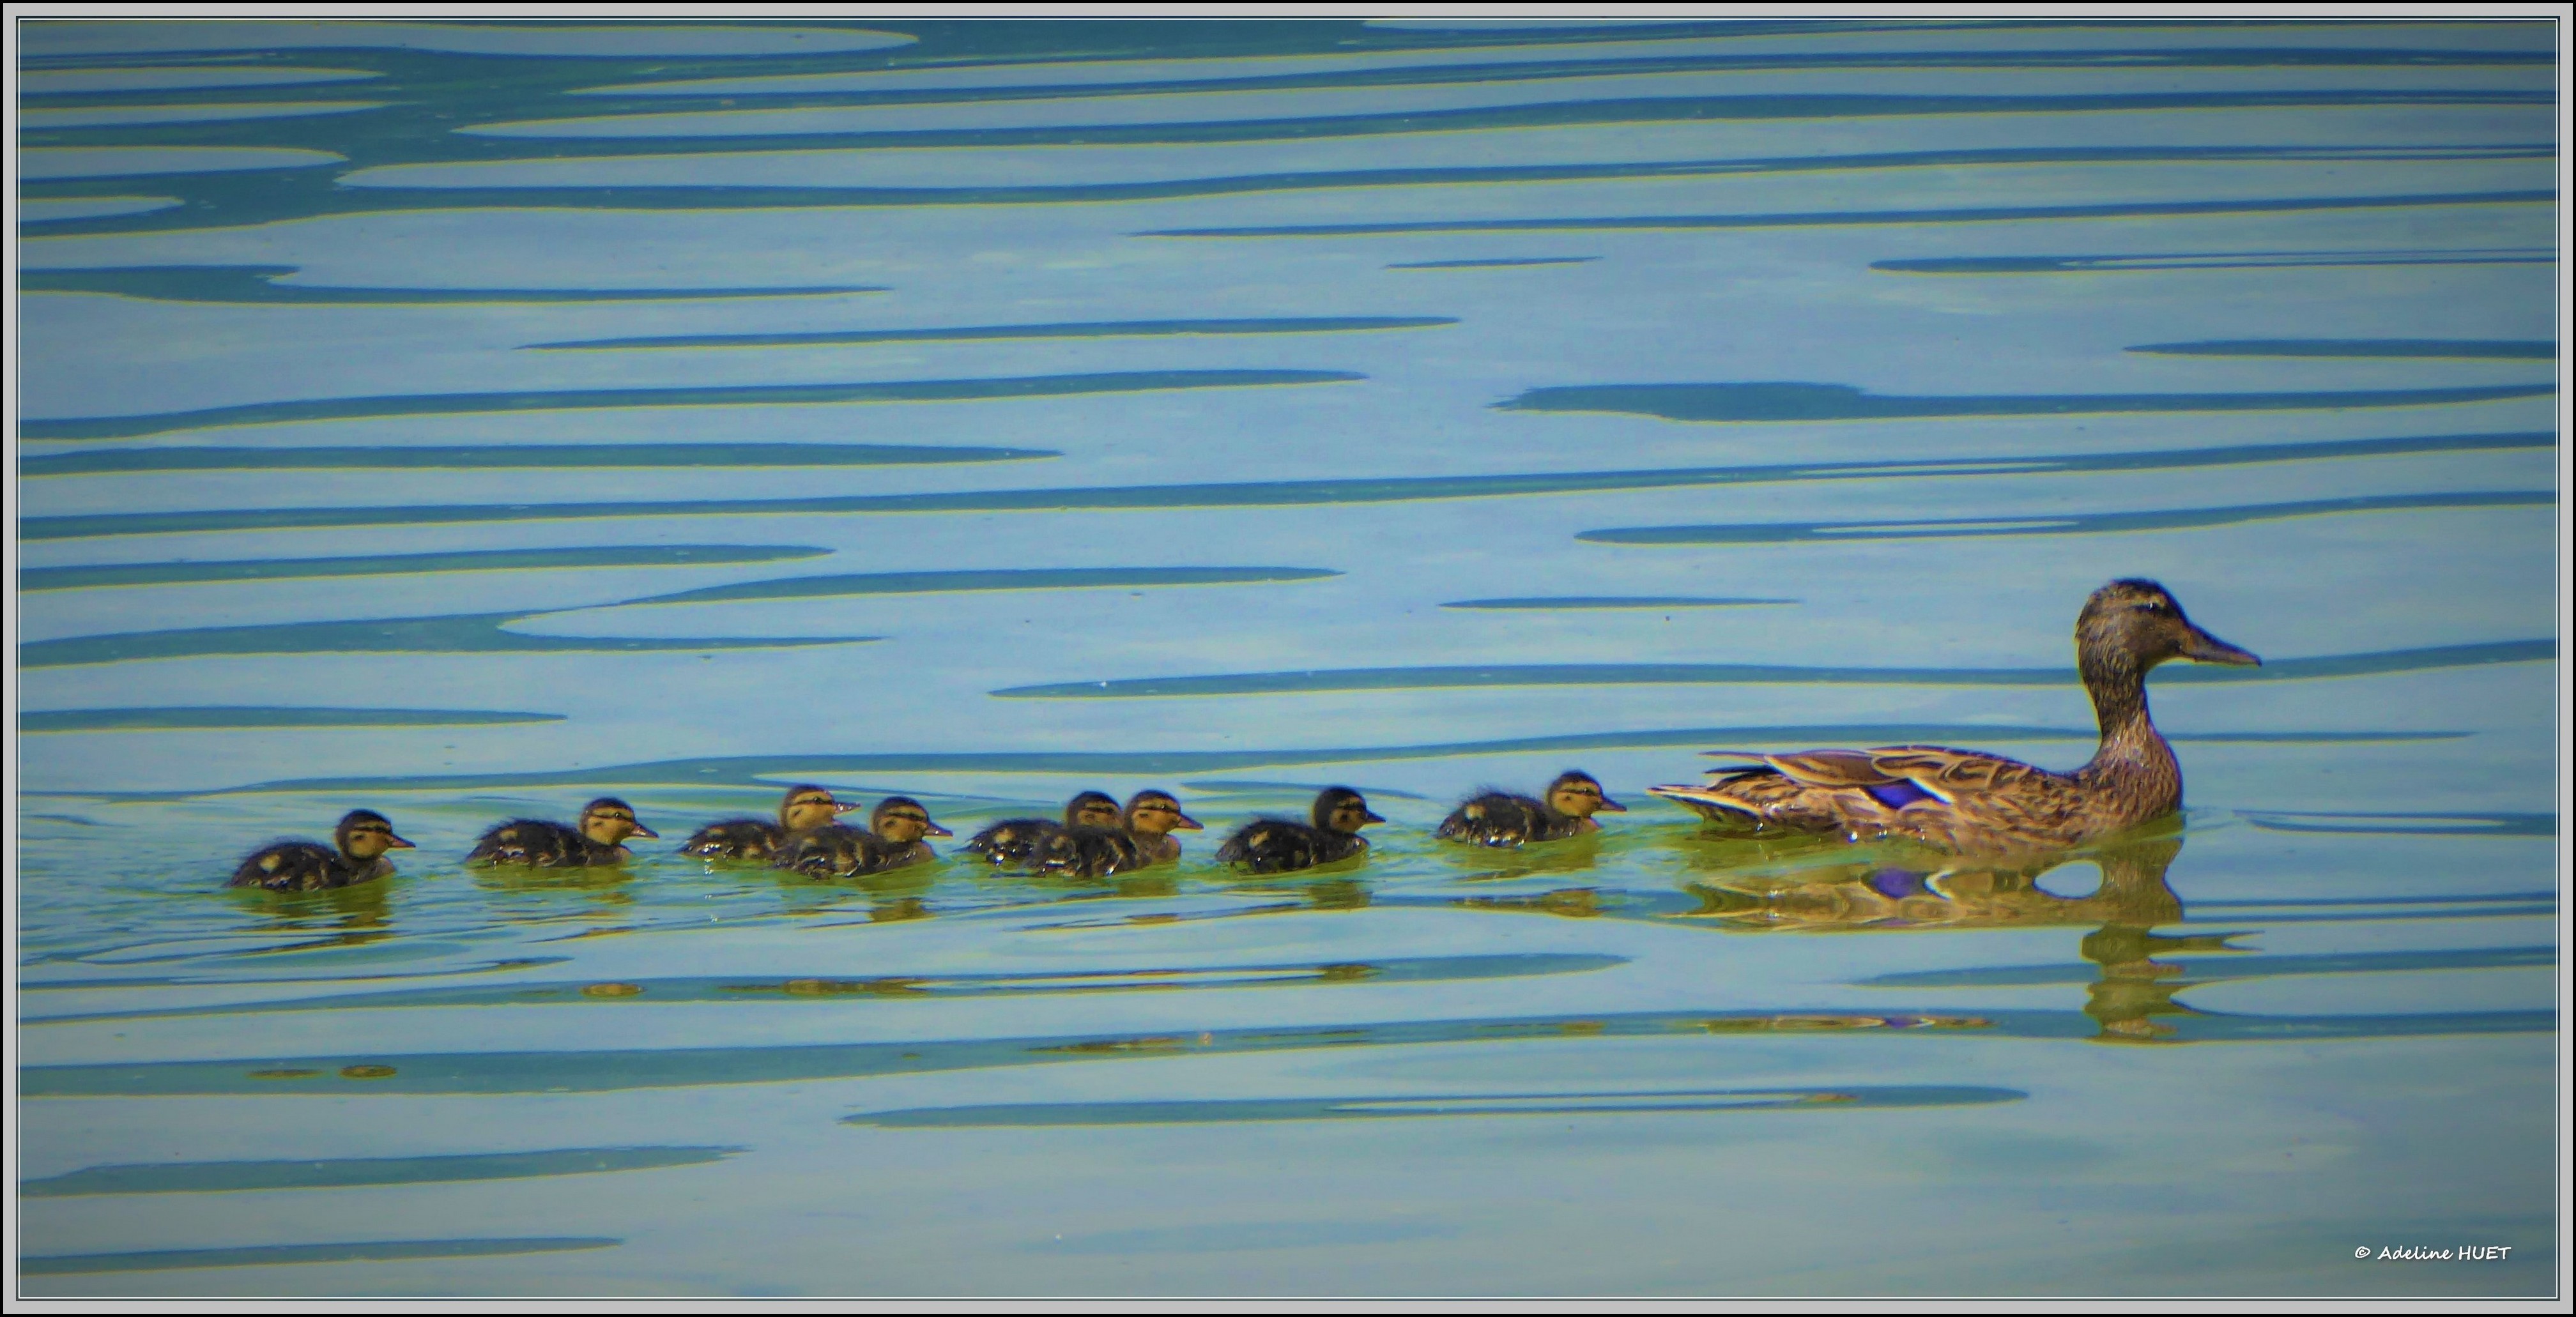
[14,17,2563,1298]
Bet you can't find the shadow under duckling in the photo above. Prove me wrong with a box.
[1033,789,1208,880]
[963,790,1121,869]
[1437,770,1627,848]
[774,796,952,878]
[1215,787,1384,874]
[468,798,657,868]
[229,810,415,891]
[682,784,857,861]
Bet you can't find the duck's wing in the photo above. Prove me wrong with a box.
[1701,746,2056,801]
[1658,744,2081,845]
[1862,745,2061,798]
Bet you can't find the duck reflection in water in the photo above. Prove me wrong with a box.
[473,858,640,927]
[227,875,396,947]
[1682,831,2226,1041]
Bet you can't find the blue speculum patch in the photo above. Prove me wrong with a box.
[15,16,2558,1301]
[1864,780,1936,810]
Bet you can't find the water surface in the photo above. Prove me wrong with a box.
[16,16,2559,1300]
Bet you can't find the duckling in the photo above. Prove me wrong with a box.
[1122,789,1204,865]
[1215,786,1384,874]
[1438,770,1627,848]
[1648,579,2260,853]
[1031,790,1205,879]
[681,784,856,860]
[962,790,1121,868]
[467,798,657,867]
[774,796,953,878]
[229,809,415,891]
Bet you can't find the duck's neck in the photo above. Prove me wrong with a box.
[2074,647,2181,820]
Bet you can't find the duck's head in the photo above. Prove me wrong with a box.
[1064,791,1123,830]
[1123,789,1202,838]
[2076,580,2260,675]
[1545,770,1627,819]
[1312,787,1386,834]
[579,798,657,846]
[779,784,857,832]
[335,809,415,861]
[872,796,952,845]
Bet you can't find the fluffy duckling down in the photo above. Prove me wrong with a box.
[1216,787,1384,874]
[774,796,952,878]
[1121,789,1204,865]
[468,798,657,867]
[682,784,856,860]
[1030,789,1204,879]
[1438,770,1626,848]
[963,790,1121,868]
[230,810,415,891]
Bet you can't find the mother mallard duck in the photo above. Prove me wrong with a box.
[1649,580,2258,853]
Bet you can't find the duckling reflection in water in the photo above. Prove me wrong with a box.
[1036,790,1206,879]
[1683,832,2214,1040]
[774,796,951,878]
[1438,770,1626,848]
[1651,581,2259,853]
[963,791,1121,869]
[682,784,856,860]
[468,798,657,867]
[229,810,414,891]
[1216,787,1383,874]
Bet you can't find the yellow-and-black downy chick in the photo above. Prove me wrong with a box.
[1215,787,1384,874]
[468,798,657,867]
[774,796,952,878]
[682,784,857,860]
[230,810,415,891]
[1436,771,1626,848]
[962,790,1121,868]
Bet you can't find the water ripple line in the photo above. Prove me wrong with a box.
[989,639,2552,699]
[1142,190,2554,238]
[20,1006,2550,1097]
[22,369,1367,442]
[20,429,2551,542]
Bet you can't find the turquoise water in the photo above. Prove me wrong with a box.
[14,17,2562,1298]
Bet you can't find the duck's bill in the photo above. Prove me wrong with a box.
[1361,810,1388,824]
[387,834,417,849]
[833,800,861,813]
[1595,796,1629,812]
[924,823,954,838]
[629,823,661,839]
[1174,814,1205,830]
[2182,627,2262,666]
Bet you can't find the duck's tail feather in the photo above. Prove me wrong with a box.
[1646,782,1771,824]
